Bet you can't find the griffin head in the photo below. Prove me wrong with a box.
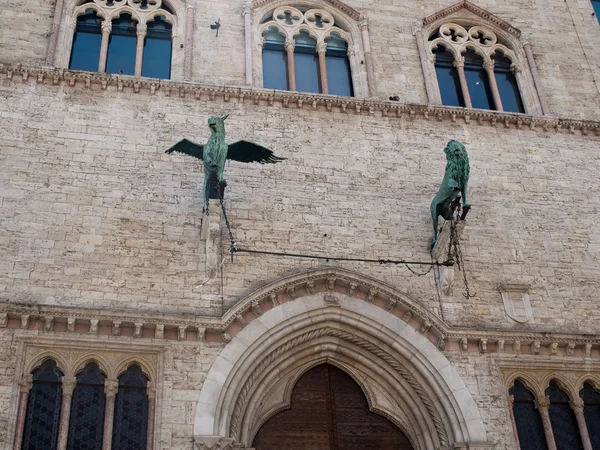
[208,115,229,133]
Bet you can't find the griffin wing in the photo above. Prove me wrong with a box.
[165,139,204,160]
[227,140,285,164]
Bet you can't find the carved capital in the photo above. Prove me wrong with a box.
[243,0,253,15]
[510,63,521,74]
[570,398,585,414]
[101,21,112,34]
[105,378,119,397]
[284,39,295,52]
[359,13,368,28]
[136,24,147,38]
[535,396,551,412]
[453,57,465,69]
[507,394,514,407]
[483,60,495,71]
[62,376,77,396]
[20,374,33,393]
[316,42,327,54]
[147,384,156,400]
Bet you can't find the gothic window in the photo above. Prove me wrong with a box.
[509,379,548,450]
[547,380,584,450]
[428,23,526,113]
[67,0,175,79]
[580,383,600,449]
[22,360,64,450]
[259,6,354,96]
[67,362,106,450]
[112,364,149,450]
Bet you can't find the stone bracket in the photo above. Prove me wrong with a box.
[201,200,222,279]
[431,218,466,296]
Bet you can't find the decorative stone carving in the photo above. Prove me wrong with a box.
[323,293,340,306]
[269,293,278,307]
[479,339,487,354]
[499,284,532,323]
[43,316,54,332]
[514,340,521,354]
[178,326,187,341]
[531,340,541,355]
[0,313,7,327]
[460,337,468,352]
[585,343,592,357]
[155,324,164,339]
[134,322,143,338]
[385,297,397,312]
[105,379,119,397]
[402,311,413,322]
[251,301,263,317]
[236,314,247,327]
[566,342,575,356]
[67,317,75,332]
[287,286,296,299]
[366,289,377,303]
[348,282,358,296]
[20,314,30,329]
[419,320,431,334]
[327,277,336,290]
[222,332,232,343]
[112,321,121,336]
[89,319,99,334]
[305,280,315,294]
[549,342,558,355]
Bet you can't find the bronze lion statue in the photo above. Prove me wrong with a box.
[430,140,470,248]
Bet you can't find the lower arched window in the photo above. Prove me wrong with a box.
[463,49,494,110]
[142,16,173,79]
[493,52,525,113]
[22,360,64,450]
[325,33,353,96]
[67,362,106,450]
[112,364,149,450]
[547,380,584,450]
[433,46,464,107]
[510,379,547,450]
[262,27,289,90]
[106,14,138,76]
[294,31,321,93]
[581,383,600,448]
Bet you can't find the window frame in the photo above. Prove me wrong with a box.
[252,2,369,98]
[416,4,546,116]
[52,0,184,80]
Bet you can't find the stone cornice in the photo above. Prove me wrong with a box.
[2,64,599,135]
[422,0,521,38]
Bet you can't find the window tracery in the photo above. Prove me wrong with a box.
[428,23,524,113]
[259,6,354,96]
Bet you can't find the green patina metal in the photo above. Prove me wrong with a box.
[165,115,285,207]
[430,140,470,248]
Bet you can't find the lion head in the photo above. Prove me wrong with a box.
[444,140,470,188]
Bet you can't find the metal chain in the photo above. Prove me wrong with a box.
[449,202,475,299]
[219,185,237,261]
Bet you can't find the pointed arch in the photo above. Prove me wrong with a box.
[195,274,491,450]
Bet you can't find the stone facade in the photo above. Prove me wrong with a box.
[1,0,600,449]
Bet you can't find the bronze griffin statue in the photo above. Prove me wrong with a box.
[430,140,470,248]
[165,115,285,209]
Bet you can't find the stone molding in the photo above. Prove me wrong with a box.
[2,64,598,134]
[252,0,361,21]
[422,0,521,38]
[195,294,492,449]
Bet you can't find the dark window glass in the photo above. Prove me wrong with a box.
[262,28,288,90]
[463,49,494,110]
[106,14,137,75]
[22,360,64,450]
[294,31,320,93]
[510,380,548,450]
[112,365,149,450]
[593,0,600,23]
[69,9,102,72]
[581,383,600,449]
[493,54,525,113]
[434,47,464,107]
[547,381,584,450]
[67,363,106,450]
[325,34,353,97]
[142,16,172,79]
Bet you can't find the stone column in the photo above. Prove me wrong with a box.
[507,395,522,450]
[413,28,437,104]
[359,15,375,97]
[316,42,328,94]
[56,376,77,450]
[46,0,66,65]
[483,60,503,111]
[285,39,296,91]
[102,379,118,450]
[98,21,112,73]
[146,385,156,450]
[243,0,253,85]
[135,24,147,77]
[183,1,195,80]
[536,396,557,450]
[523,40,550,115]
[453,58,472,108]
[571,399,593,450]
[13,374,33,450]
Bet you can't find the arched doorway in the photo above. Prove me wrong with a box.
[253,364,414,450]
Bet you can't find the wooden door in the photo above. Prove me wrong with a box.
[252,364,414,450]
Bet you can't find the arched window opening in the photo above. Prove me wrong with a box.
[547,380,584,450]
[325,33,353,96]
[593,0,600,23]
[142,15,172,79]
[112,364,149,450]
[509,379,548,450]
[294,31,320,93]
[427,22,525,112]
[493,52,525,113]
[67,362,106,450]
[259,6,355,96]
[253,364,414,449]
[463,48,494,110]
[580,383,600,449]
[433,45,464,107]
[106,14,138,75]
[262,27,288,90]
[69,9,102,72]
[22,360,64,450]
